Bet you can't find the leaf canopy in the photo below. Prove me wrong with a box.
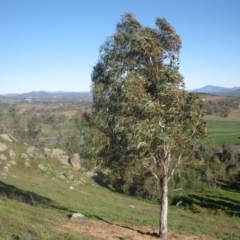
[90,13,207,176]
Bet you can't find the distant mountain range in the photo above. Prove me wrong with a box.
[0,91,92,103]
[190,85,240,96]
[1,85,240,103]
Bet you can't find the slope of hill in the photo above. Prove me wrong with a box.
[228,88,240,96]
[0,136,239,239]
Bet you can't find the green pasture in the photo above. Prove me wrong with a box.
[3,114,30,126]
[206,120,240,146]
[60,121,78,132]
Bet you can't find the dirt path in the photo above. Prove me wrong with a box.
[59,219,219,240]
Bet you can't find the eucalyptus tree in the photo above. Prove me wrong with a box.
[90,13,207,239]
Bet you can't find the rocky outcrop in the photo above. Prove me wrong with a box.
[0,138,18,172]
[44,148,66,160]
[0,137,91,187]
[44,148,70,165]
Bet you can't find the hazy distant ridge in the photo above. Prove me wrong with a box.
[0,91,92,102]
[1,86,240,101]
[190,85,240,96]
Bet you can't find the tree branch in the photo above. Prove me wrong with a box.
[143,162,159,181]
[168,153,182,182]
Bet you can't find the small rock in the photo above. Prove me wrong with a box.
[73,180,84,185]
[58,156,70,166]
[85,171,95,177]
[80,177,86,183]
[0,154,7,161]
[2,166,8,172]
[9,149,16,159]
[10,160,17,165]
[25,161,31,167]
[49,148,66,159]
[21,153,29,160]
[0,143,8,152]
[56,173,66,179]
[128,205,135,208]
[0,134,12,143]
[38,164,47,171]
[43,148,51,159]
[27,146,35,154]
[63,171,73,180]
[70,213,86,222]
[69,186,74,190]
[70,153,81,170]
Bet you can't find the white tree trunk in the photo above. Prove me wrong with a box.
[159,174,168,239]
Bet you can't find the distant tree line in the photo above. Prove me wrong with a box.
[204,99,239,118]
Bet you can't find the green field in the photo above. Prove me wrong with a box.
[60,121,78,132]
[206,120,240,146]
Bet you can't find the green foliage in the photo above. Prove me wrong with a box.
[0,103,9,133]
[190,203,227,216]
[64,134,80,156]
[27,114,42,142]
[7,105,25,139]
[88,13,207,203]
[190,203,209,214]
[46,114,61,132]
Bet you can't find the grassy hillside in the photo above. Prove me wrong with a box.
[0,140,239,239]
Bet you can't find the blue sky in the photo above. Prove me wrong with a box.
[1,0,239,94]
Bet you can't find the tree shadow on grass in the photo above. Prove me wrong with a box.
[188,194,240,216]
[94,215,159,238]
[0,180,74,213]
[205,194,240,206]
[91,170,123,194]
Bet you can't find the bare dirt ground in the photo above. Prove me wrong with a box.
[59,219,219,240]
